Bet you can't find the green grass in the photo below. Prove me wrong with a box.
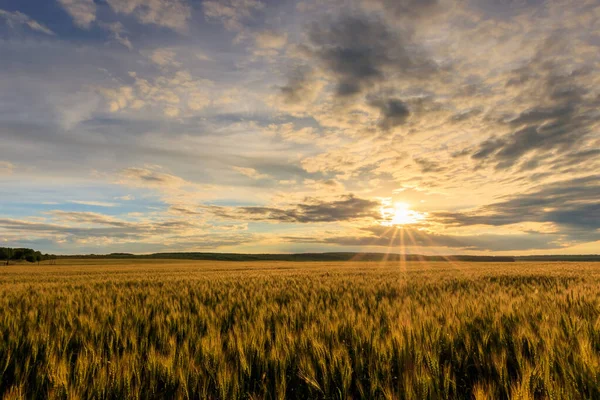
[1,260,599,399]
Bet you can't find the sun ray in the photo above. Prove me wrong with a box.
[399,226,406,275]
[350,226,395,262]
[406,227,470,279]
[380,226,398,266]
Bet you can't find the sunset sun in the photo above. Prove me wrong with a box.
[382,202,425,226]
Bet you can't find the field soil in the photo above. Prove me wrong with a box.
[1,259,599,399]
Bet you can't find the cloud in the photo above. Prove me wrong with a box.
[0,216,143,238]
[276,66,324,112]
[434,175,600,243]
[302,178,345,193]
[368,97,410,130]
[97,69,213,116]
[105,0,191,33]
[57,0,96,29]
[0,212,256,251]
[204,194,380,223]
[413,157,445,173]
[114,165,229,211]
[169,206,203,216]
[263,123,321,145]
[232,166,270,180]
[50,211,133,227]
[469,0,546,19]
[203,0,265,31]
[361,0,440,18]
[68,200,119,207]
[470,42,599,170]
[115,195,135,201]
[283,224,563,251]
[306,13,436,98]
[0,161,14,175]
[117,166,187,188]
[100,22,133,50]
[299,141,390,177]
[0,9,55,35]
[254,31,287,49]
[147,48,181,67]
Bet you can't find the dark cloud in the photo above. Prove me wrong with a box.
[553,149,600,169]
[368,97,410,130]
[434,175,600,243]
[472,46,599,170]
[473,102,591,169]
[413,157,445,173]
[278,66,318,106]
[169,206,203,216]
[471,136,504,160]
[203,194,380,223]
[284,224,562,251]
[306,13,436,98]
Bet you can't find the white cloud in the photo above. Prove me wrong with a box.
[264,123,319,144]
[147,48,181,67]
[114,195,135,201]
[0,9,55,35]
[69,200,119,207]
[57,0,96,29]
[97,69,213,117]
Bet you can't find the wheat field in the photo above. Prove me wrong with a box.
[1,259,599,399]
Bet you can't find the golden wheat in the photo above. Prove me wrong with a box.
[0,259,599,399]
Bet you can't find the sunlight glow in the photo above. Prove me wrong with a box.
[381,202,426,226]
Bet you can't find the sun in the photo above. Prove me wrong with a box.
[382,202,425,226]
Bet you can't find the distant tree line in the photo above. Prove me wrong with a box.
[0,247,57,265]
[58,252,517,262]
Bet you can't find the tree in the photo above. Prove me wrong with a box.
[3,248,13,266]
[13,249,24,261]
[0,248,7,265]
[0,247,55,266]
[0,247,56,265]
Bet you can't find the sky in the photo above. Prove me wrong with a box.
[0,0,598,255]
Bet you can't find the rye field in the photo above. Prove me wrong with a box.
[1,260,599,399]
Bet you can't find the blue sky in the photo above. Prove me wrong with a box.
[0,0,599,255]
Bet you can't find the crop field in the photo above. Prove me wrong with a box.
[1,259,599,399]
